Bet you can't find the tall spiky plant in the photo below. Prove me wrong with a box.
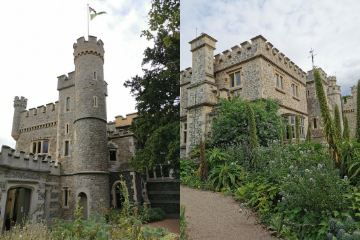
[199,138,208,180]
[313,68,340,164]
[306,120,312,142]
[245,99,258,150]
[295,115,301,144]
[343,115,351,142]
[356,80,360,142]
[288,122,293,144]
[334,104,342,141]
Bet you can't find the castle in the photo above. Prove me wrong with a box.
[1,36,179,230]
[180,33,358,157]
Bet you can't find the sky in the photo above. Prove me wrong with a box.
[181,0,360,96]
[0,0,153,148]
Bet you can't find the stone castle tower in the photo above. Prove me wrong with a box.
[11,97,28,142]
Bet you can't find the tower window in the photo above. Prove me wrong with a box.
[37,142,42,154]
[65,124,69,134]
[313,118,317,129]
[76,91,79,101]
[43,141,48,154]
[94,96,98,107]
[93,71,97,80]
[275,73,284,89]
[307,90,309,96]
[109,151,116,161]
[65,141,69,156]
[64,189,68,206]
[66,97,70,111]
[32,142,36,153]
[184,131,187,143]
[229,71,241,88]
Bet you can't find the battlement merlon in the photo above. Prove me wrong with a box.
[73,36,105,56]
[0,145,55,173]
[189,33,217,52]
[57,72,75,90]
[351,85,358,94]
[14,96,27,108]
[180,67,192,86]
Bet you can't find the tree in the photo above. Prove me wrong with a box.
[334,104,342,141]
[123,30,180,170]
[288,123,293,144]
[356,80,360,142]
[306,120,312,142]
[141,0,180,47]
[295,115,300,144]
[313,68,340,164]
[343,115,350,142]
[199,139,208,180]
[245,99,258,150]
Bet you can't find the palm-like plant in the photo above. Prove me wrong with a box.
[206,148,230,170]
[209,164,242,191]
[342,139,360,178]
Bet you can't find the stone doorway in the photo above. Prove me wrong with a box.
[78,192,88,219]
[115,183,125,209]
[4,187,31,230]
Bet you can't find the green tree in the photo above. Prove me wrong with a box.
[295,115,300,144]
[313,68,340,164]
[245,99,258,150]
[334,104,342,141]
[124,30,180,171]
[343,114,351,142]
[306,120,312,142]
[199,139,208,180]
[356,80,360,142]
[288,122,293,144]
[141,0,179,47]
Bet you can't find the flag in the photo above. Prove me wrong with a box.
[89,7,96,14]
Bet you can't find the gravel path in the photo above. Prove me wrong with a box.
[180,186,273,240]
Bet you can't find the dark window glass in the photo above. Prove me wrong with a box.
[184,123,187,130]
[110,151,116,161]
[236,71,241,86]
[314,118,317,129]
[296,86,298,96]
[94,72,97,79]
[37,142,41,153]
[65,141,69,156]
[290,116,295,125]
[66,124,69,134]
[292,126,295,138]
[66,97,70,111]
[43,142,48,154]
[280,76,283,89]
[230,73,234,87]
[276,74,279,87]
[64,189,68,206]
[308,90,309,96]
[32,143,36,153]
[184,131,187,143]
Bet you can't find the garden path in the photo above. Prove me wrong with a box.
[181,186,273,240]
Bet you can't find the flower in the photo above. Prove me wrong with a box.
[278,200,280,202]
[282,197,285,201]
[282,225,286,229]
[317,164,322,169]
[128,228,132,231]
[284,177,287,180]
[185,168,188,171]
[305,169,310,173]
[299,151,303,155]
[289,165,294,170]
[344,176,348,180]
[20,235,22,238]
[309,178,315,182]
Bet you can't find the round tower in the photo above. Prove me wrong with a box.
[12,96,27,141]
[72,36,109,214]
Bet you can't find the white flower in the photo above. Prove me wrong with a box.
[289,165,294,170]
[344,176,348,180]
[287,174,291,178]
[284,177,287,180]
[305,169,310,173]
[318,164,322,169]
[304,209,307,212]
[231,162,234,165]
[283,225,286,229]
[282,197,285,200]
[299,151,303,155]
[278,200,280,202]
[307,150,311,153]
[20,235,22,238]
[309,178,315,182]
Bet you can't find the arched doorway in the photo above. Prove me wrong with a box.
[115,182,125,209]
[4,188,31,230]
[78,192,88,219]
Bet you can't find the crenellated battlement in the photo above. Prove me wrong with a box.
[14,96,28,108]
[73,36,105,63]
[19,101,58,129]
[180,67,192,85]
[0,145,56,173]
[306,68,328,84]
[351,85,358,94]
[57,71,75,90]
[213,35,306,83]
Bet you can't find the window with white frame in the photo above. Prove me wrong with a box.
[275,73,284,89]
[30,140,49,154]
[292,83,299,97]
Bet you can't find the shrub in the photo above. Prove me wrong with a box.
[344,115,351,142]
[209,97,285,147]
[209,163,243,191]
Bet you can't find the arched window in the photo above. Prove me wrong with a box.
[78,192,88,219]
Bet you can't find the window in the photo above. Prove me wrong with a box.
[65,141,69,156]
[43,142,48,154]
[65,124,69,134]
[76,91,79,101]
[66,97,70,111]
[291,84,299,97]
[31,141,49,154]
[313,118,317,129]
[285,115,304,140]
[37,142,42,154]
[275,73,284,89]
[307,90,309,96]
[93,71,97,80]
[184,131,187,144]
[64,189,68,206]
[183,123,187,144]
[94,96,98,107]
[229,71,241,88]
[32,142,36,153]
[109,151,116,161]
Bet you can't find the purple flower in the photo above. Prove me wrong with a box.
[185,169,188,171]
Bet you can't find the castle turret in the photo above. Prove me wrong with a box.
[12,96,27,141]
[326,76,343,130]
[71,36,110,214]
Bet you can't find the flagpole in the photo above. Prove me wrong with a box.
[87,3,89,38]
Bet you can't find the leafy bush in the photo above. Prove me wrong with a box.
[209,163,243,191]
[208,97,286,147]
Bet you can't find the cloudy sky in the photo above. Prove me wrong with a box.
[181,0,360,95]
[0,0,153,148]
